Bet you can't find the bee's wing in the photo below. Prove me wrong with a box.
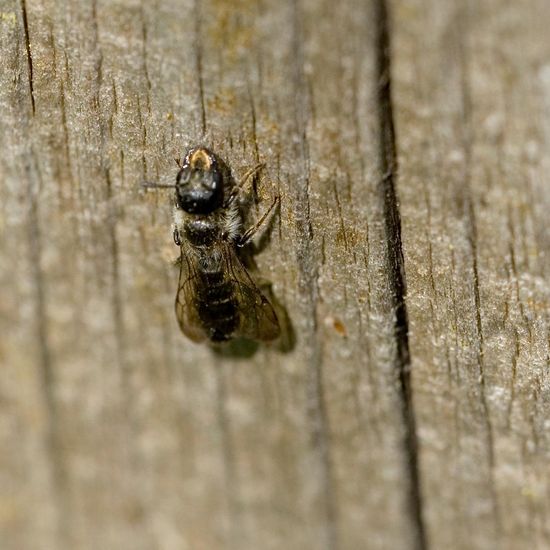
[222,244,280,342]
[175,242,280,343]
[174,247,209,343]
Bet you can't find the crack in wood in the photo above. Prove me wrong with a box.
[194,0,206,136]
[373,1,428,549]
[214,364,241,549]
[291,2,338,548]
[20,0,35,114]
[105,168,127,375]
[455,9,501,536]
[140,6,152,115]
[25,154,70,547]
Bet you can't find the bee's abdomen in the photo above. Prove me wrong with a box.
[196,269,238,342]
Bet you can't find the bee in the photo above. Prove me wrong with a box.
[144,147,280,344]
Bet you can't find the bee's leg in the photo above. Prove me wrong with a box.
[173,226,182,246]
[237,195,280,247]
[225,163,265,207]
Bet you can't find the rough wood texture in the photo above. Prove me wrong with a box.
[0,0,548,549]
[392,0,550,548]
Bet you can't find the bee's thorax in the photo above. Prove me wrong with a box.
[183,218,220,247]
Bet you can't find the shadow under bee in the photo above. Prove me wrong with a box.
[211,251,296,359]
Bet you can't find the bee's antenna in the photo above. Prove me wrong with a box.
[141,181,176,190]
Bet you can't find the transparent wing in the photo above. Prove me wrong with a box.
[175,242,280,343]
[174,246,209,343]
[221,244,280,342]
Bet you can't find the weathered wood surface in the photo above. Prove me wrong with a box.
[0,1,548,549]
[392,1,550,548]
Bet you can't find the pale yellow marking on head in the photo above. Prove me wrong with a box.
[189,148,212,171]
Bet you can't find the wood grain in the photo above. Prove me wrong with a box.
[392,0,550,548]
[1,0,548,549]
[0,0,420,549]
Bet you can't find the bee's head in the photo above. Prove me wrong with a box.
[176,147,224,214]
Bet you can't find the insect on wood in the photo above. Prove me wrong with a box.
[143,147,280,344]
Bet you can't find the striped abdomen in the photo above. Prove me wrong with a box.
[195,268,238,342]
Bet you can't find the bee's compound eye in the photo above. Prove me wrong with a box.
[177,168,191,184]
[206,169,222,191]
[178,186,222,214]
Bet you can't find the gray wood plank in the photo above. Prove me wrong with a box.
[392,0,550,548]
[0,1,421,549]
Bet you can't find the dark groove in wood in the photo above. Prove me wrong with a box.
[105,168,127,375]
[194,0,206,136]
[25,157,69,547]
[455,11,501,534]
[373,2,427,549]
[214,364,240,549]
[20,0,35,114]
[247,82,260,164]
[140,6,152,114]
[291,2,338,549]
